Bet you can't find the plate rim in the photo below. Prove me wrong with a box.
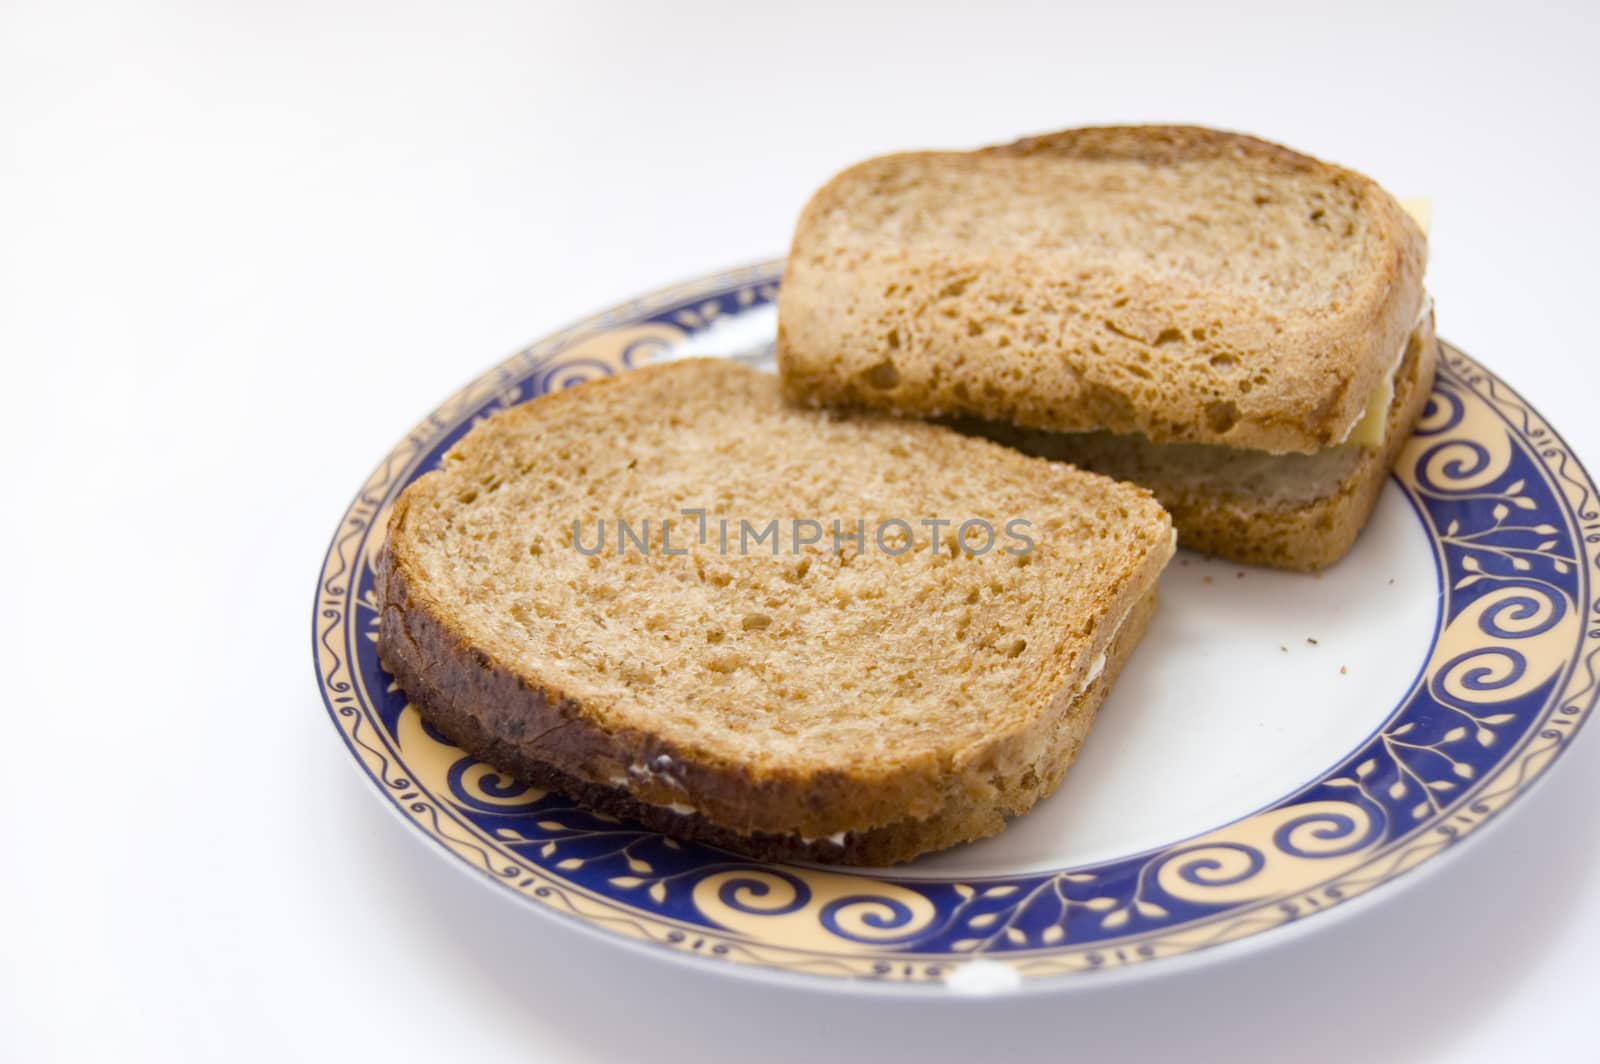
[311,258,1600,992]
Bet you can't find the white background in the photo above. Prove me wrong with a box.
[4,1,1598,1060]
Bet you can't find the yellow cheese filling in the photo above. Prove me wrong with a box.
[1344,359,1399,448]
[1339,197,1431,450]
[1337,292,1431,449]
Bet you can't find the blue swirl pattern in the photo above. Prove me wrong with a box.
[1270,810,1379,859]
[718,870,813,917]
[1165,843,1266,886]
[820,895,923,940]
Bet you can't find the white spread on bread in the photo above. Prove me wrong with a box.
[1076,597,1139,697]
[631,790,852,848]
[1075,528,1172,697]
[622,781,852,848]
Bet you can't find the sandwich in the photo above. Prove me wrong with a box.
[776,125,1437,569]
[376,358,1173,864]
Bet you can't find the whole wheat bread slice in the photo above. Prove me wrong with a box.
[776,125,1428,455]
[376,358,1173,864]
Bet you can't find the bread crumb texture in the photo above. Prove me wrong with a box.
[778,125,1428,454]
[377,359,1173,860]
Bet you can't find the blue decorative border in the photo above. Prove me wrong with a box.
[313,261,1600,984]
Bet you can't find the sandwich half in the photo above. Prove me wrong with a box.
[777,125,1438,570]
[376,359,1173,865]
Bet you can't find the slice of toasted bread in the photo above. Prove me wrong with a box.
[777,125,1428,455]
[376,358,1173,864]
[970,313,1440,570]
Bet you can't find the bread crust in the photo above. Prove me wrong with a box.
[777,125,1429,455]
[375,360,1174,863]
[380,568,1159,866]
[378,515,936,841]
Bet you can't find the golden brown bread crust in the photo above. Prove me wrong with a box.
[777,124,1429,455]
[982,124,1328,170]
[979,312,1440,570]
[377,523,935,842]
[373,359,1175,863]
[378,571,1158,866]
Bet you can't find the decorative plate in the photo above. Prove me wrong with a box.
[313,260,1600,992]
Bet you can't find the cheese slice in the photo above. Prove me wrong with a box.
[1400,196,1432,236]
[1339,196,1431,449]
[1345,356,1398,448]
[1341,295,1432,449]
